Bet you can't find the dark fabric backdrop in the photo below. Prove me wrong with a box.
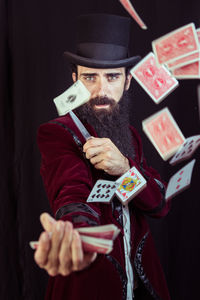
[0,0,199,299]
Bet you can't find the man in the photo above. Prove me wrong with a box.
[34,14,171,300]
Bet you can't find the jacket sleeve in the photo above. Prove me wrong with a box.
[127,127,170,218]
[37,121,101,227]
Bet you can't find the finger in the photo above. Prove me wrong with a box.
[58,222,74,276]
[45,221,65,276]
[71,230,84,271]
[34,231,51,268]
[83,138,110,153]
[85,145,106,160]
[40,212,56,232]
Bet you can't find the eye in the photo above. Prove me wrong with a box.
[107,74,120,82]
[83,75,95,82]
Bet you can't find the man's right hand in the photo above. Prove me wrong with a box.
[34,213,97,276]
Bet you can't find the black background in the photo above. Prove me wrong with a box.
[0,0,200,299]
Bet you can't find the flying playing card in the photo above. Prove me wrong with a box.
[197,28,200,43]
[197,84,200,121]
[167,52,200,70]
[171,61,200,79]
[130,52,179,103]
[53,80,91,116]
[152,23,199,65]
[142,107,185,160]
[115,167,147,205]
[119,0,147,29]
[165,159,196,201]
[86,180,117,204]
[169,135,200,165]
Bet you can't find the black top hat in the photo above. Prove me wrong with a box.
[64,14,141,68]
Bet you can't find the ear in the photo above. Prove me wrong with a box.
[125,74,132,91]
[72,72,77,83]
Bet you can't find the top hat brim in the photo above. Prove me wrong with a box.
[64,51,141,68]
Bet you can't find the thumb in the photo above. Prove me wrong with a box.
[40,212,56,232]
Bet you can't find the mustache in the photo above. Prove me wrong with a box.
[88,96,116,107]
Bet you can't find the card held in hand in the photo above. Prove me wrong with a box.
[115,167,147,205]
[53,80,91,116]
[87,180,117,204]
[165,159,196,201]
[130,52,179,104]
[142,107,185,161]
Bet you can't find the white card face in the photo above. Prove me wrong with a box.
[169,135,200,165]
[115,167,147,205]
[142,107,185,161]
[86,180,117,204]
[53,80,91,116]
[130,52,179,104]
[165,159,196,201]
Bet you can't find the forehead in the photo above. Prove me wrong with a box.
[77,65,126,75]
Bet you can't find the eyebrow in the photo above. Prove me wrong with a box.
[80,72,123,76]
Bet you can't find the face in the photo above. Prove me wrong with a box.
[72,66,132,111]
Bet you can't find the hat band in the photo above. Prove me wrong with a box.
[77,43,128,61]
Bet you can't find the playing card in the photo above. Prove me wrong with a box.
[87,180,117,203]
[197,84,200,121]
[29,241,39,250]
[130,52,179,104]
[165,159,196,201]
[119,0,147,29]
[167,52,200,70]
[80,235,113,254]
[142,107,185,161]
[197,28,200,43]
[169,135,200,165]
[152,23,199,65]
[29,223,120,253]
[53,80,91,116]
[171,60,200,79]
[77,224,120,240]
[115,166,147,205]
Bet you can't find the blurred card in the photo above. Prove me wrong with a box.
[131,52,179,103]
[53,80,90,116]
[169,135,200,165]
[30,223,120,254]
[171,61,200,79]
[87,180,117,204]
[77,224,120,240]
[197,84,200,121]
[142,107,185,161]
[115,166,147,205]
[197,28,200,43]
[165,159,196,200]
[119,0,147,29]
[167,52,200,70]
[152,23,199,65]
[80,235,113,254]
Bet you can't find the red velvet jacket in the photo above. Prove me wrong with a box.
[37,114,171,300]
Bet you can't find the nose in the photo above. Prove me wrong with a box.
[94,77,108,98]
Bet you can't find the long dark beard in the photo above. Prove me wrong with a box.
[74,91,135,161]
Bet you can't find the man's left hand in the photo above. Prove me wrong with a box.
[83,137,130,176]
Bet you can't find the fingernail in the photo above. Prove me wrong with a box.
[48,214,56,224]
[56,221,63,231]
